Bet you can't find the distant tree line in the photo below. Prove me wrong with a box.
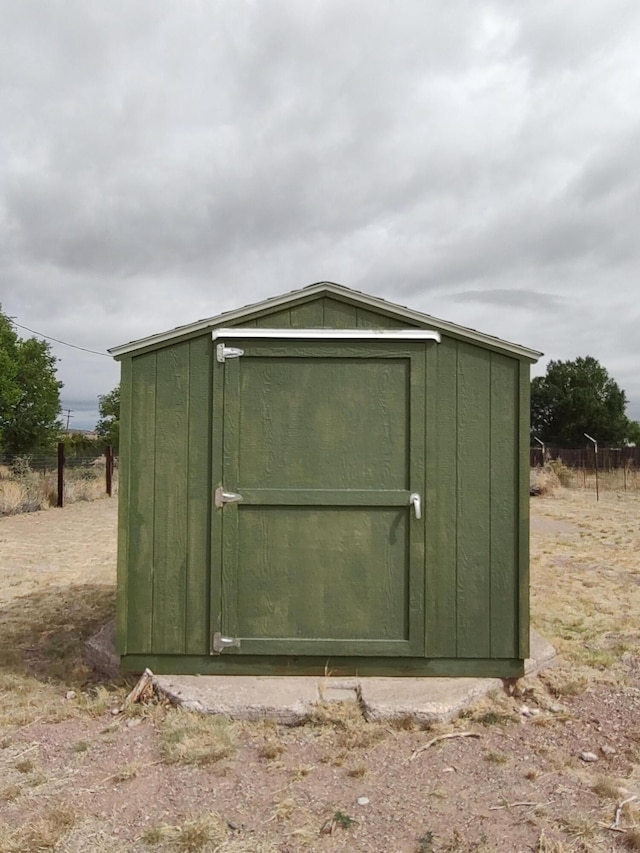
[531,356,640,448]
[1,307,636,460]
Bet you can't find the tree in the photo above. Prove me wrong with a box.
[531,356,638,447]
[0,310,62,454]
[96,384,120,450]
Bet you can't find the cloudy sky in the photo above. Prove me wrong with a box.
[1,1,639,429]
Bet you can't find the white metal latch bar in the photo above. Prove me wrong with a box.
[214,486,244,508]
[410,492,422,520]
[216,343,244,362]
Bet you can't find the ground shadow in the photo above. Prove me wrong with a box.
[0,582,119,686]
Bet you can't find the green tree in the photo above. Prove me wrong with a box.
[531,356,637,447]
[0,310,62,454]
[96,384,120,450]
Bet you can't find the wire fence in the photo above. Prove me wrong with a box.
[530,446,640,471]
[0,444,117,513]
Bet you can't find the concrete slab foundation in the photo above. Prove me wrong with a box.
[86,625,557,725]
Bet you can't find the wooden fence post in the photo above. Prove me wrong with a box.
[105,445,114,497]
[57,441,65,508]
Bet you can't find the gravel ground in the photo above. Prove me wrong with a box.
[0,493,639,852]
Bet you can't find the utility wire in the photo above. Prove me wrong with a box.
[8,320,111,358]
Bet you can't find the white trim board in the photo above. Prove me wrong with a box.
[211,328,442,342]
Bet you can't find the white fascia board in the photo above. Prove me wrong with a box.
[211,328,441,342]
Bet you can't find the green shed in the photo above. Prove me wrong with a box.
[109,282,541,678]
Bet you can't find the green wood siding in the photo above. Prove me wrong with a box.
[115,358,132,654]
[424,339,521,660]
[117,289,530,674]
[122,338,212,656]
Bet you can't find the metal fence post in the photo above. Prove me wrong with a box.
[57,441,65,507]
[105,445,113,497]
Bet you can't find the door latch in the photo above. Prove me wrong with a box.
[211,632,241,654]
[215,487,243,508]
[410,492,422,520]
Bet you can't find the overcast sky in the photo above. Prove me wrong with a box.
[2,1,639,430]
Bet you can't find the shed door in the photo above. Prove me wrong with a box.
[212,339,425,657]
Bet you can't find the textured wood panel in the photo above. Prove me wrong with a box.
[356,307,408,329]
[425,338,458,656]
[115,358,132,654]
[237,356,409,490]
[236,507,409,650]
[255,309,291,328]
[518,360,531,658]
[489,354,519,657]
[456,343,491,657]
[152,344,189,654]
[288,299,324,327]
[322,298,357,328]
[220,341,425,657]
[185,336,212,653]
[127,352,157,653]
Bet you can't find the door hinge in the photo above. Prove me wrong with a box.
[216,343,244,362]
[215,486,243,508]
[211,632,241,654]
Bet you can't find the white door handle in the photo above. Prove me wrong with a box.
[410,492,421,520]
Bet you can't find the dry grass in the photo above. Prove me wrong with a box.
[0,462,116,516]
[141,813,228,850]
[160,710,237,766]
[0,804,76,852]
[530,488,640,684]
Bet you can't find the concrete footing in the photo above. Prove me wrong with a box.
[86,623,556,725]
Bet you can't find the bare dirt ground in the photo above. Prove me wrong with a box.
[1,491,639,852]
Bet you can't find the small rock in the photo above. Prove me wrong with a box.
[519,706,532,717]
[600,744,617,756]
[442,767,455,773]
[65,690,76,700]
[357,797,369,806]
[111,707,122,716]
[579,751,598,763]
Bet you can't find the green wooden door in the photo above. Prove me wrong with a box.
[212,339,425,657]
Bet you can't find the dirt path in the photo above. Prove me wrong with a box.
[0,497,117,604]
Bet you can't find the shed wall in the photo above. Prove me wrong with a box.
[117,294,528,669]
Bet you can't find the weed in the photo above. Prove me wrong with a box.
[0,783,22,803]
[141,813,227,850]
[111,762,140,783]
[270,797,297,822]
[14,758,34,773]
[591,775,627,799]
[160,709,236,766]
[0,804,76,852]
[346,764,367,778]
[557,814,596,839]
[484,750,510,765]
[624,827,640,850]
[416,830,436,852]
[71,740,90,753]
[257,738,284,760]
[333,810,355,829]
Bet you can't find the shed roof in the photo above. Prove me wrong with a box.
[109,281,542,361]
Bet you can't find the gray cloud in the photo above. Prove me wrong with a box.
[451,289,564,311]
[1,1,640,426]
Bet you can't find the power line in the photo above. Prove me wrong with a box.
[8,320,111,358]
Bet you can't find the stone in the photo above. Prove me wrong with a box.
[580,751,598,763]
